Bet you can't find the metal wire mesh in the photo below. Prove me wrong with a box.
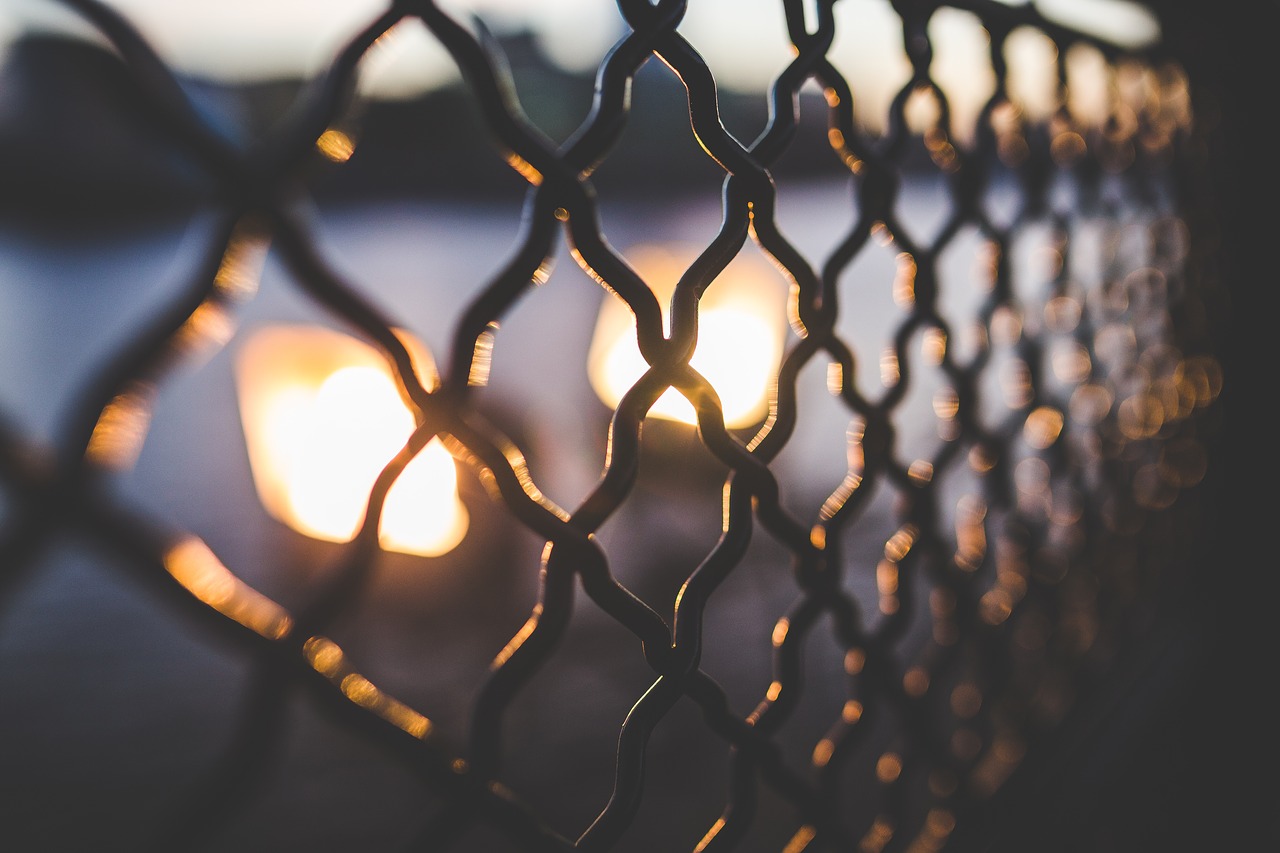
[0,1,1226,851]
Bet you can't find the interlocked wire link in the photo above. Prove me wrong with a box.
[0,0,1221,851]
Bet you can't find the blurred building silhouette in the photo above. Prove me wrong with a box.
[0,29,856,221]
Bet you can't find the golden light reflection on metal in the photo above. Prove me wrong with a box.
[924,127,958,171]
[968,444,997,474]
[1051,341,1092,385]
[903,667,930,697]
[164,537,293,640]
[879,348,900,388]
[1118,392,1166,440]
[1050,128,1087,166]
[493,611,540,669]
[1015,458,1051,511]
[304,635,344,676]
[861,818,894,853]
[992,99,1031,167]
[782,825,818,853]
[954,494,987,571]
[875,752,903,784]
[87,222,267,470]
[1044,294,1082,333]
[812,738,836,768]
[845,648,866,675]
[1069,382,1113,425]
[1023,406,1064,450]
[980,587,1013,626]
[1126,265,1167,302]
[878,559,898,614]
[826,361,845,396]
[819,425,866,523]
[213,221,269,301]
[341,672,380,705]
[971,731,1025,796]
[893,253,917,307]
[302,636,432,739]
[694,819,729,853]
[315,128,356,162]
[1099,134,1137,172]
[1150,373,1184,424]
[487,779,517,799]
[968,321,991,357]
[1049,490,1084,527]
[85,383,156,470]
[990,306,1022,346]
[772,617,791,647]
[468,326,496,387]
[1153,62,1193,138]
[504,151,543,186]
[929,770,957,799]
[172,300,237,352]
[886,525,918,562]
[1034,242,1065,281]
[926,808,956,840]
[922,327,947,366]
[1094,322,1135,365]
[905,808,955,853]
[975,240,1000,288]
[235,325,469,557]
[871,221,893,247]
[908,460,934,485]
[1001,360,1034,409]
[1175,355,1223,409]
[998,558,1029,599]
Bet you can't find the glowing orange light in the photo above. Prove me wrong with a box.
[235,325,468,557]
[164,537,292,640]
[783,825,818,853]
[861,818,894,853]
[903,667,930,697]
[876,752,904,783]
[1024,405,1065,449]
[587,244,786,429]
[316,128,356,162]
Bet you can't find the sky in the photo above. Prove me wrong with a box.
[0,0,1159,132]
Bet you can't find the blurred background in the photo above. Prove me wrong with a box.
[0,1,1270,851]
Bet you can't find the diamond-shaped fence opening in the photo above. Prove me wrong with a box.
[0,1,1253,852]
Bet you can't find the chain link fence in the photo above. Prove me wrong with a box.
[0,1,1230,851]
